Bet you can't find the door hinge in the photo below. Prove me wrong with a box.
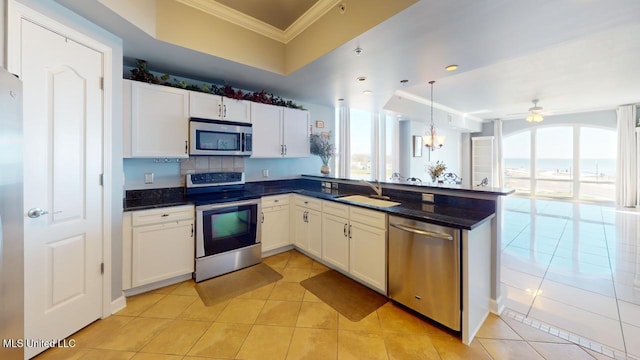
[99,173,103,186]
[100,262,104,275]
[99,77,104,90]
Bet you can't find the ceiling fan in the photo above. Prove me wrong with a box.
[525,99,544,122]
[505,99,558,121]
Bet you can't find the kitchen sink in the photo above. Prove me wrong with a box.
[338,195,401,208]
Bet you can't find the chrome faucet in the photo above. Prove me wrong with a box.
[360,179,390,200]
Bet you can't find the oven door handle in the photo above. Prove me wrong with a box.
[196,199,260,211]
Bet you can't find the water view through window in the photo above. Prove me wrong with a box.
[504,125,616,202]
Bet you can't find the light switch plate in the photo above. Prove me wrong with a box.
[144,172,154,184]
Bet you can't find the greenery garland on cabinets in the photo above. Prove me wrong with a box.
[128,59,305,110]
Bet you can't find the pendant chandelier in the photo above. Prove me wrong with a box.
[423,80,445,150]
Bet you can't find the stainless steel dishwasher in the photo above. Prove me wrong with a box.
[388,215,461,331]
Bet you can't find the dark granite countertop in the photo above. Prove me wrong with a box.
[123,178,498,230]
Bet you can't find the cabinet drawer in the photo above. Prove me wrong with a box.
[295,195,322,211]
[262,194,290,208]
[350,206,386,229]
[132,205,194,226]
[322,200,349,218]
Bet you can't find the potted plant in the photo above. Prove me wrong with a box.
[310,132,335,175]
[427,161,447,183]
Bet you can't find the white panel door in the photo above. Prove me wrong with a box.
[21,20,103,358]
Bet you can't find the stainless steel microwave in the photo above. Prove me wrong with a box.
[189,118,252,156]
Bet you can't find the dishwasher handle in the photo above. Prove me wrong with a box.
[389,222,453,241]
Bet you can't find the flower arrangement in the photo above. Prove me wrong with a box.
[427,160,447,180]
[310,132,335,166]
[129,59,304,109]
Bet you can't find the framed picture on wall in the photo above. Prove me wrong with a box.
[413,135,423,157]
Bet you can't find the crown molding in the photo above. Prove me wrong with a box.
[176,0,341,44]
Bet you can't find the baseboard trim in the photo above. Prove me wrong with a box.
[490,296,504,315]
[123,273,193,297]
[110,295,126,315]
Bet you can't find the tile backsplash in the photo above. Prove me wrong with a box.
[180,156,245,176]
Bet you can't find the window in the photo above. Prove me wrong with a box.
[504,131,531,194]
[503,125,616,202]
[578,127,616,202]
[535,127,573,198]
[349,108,373,179]
[335,108,399,180]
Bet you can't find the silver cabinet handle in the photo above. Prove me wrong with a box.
[185,140,188,154]
[389,223,453,240]
[261,212,265,224]
[223,104,227,118]
[284,144,287,155]
[27,208,49,218]
[348,224,352,239]
[218,104,222,118]
[343,224,348,237]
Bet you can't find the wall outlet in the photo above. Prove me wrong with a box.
[144,172,154,184]
[421,193,434,203]
[262,169,269,178]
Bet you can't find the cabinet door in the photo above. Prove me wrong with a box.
[282,108,310,158]
[293,206,308,250]
[132,219,194,287]
[321,213,349,272]
[306,209,322,258]
[189,91,222,120]
[251,102,283,158]
[262,205,290,252]
[350,222,387,293]
[223,98,251,123]
[130,81,189,157]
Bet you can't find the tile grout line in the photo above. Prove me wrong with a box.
[601,207,629,358]
[503,308,626,359]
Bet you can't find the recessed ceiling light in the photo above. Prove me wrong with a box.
[445,64,458,71]
[363,90,372,95]
[400,79,408,86]
[357,76,367,82]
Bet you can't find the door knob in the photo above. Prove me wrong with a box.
[27,208,49,218]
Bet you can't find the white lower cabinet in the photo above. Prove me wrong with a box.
[293,195,322,258]
[348,207,387,293]
[261,195,291,252]
[321,201,387,293]
[123,205,194,290]
[321,202,350,272]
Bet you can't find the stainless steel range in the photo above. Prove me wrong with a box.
[186,172,261,282]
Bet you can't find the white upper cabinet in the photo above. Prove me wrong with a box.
[251,102,283,157]
[250,102,310,158]
[123,79,189,158]
[189,91,251,123]
[282,107,310,158]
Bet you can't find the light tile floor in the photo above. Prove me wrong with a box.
[37,244,619,359]
[501,196,640,359]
